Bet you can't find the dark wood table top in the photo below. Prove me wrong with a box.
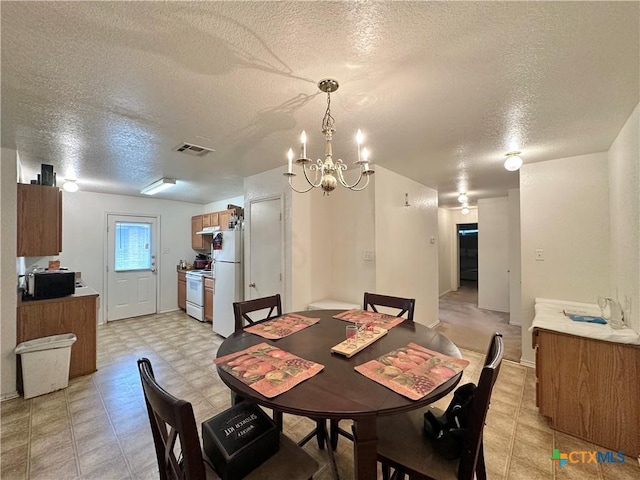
[216,310,462,420]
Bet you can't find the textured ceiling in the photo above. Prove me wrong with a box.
[2,1,638,207]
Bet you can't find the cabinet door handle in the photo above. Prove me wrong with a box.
[249,282,256,288]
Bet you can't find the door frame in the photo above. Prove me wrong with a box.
[102,212,161,324]
[245,195,285,305]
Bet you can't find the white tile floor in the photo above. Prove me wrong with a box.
[1,311,638,479]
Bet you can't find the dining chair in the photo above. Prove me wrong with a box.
[233,293,282,331]
[137,358,319,480]
[329,292,417,450]
[232,294,284,429]
[363,292,416,322]
[375,332,504,480]
[233,295,340,480]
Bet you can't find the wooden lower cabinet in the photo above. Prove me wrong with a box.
[204,277,214,323]
[178,271,186,310]
[533,328,640,456]
[17,294,98,380]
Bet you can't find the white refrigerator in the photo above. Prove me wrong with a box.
[212,230,244,337]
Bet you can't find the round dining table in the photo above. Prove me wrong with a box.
[215,309,463,480]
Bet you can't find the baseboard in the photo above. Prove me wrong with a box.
[519,359,535,368]
[439,290,452,298]
[1,391,20,402]
[427,319,441,328]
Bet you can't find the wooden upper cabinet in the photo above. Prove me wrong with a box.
[202,212,219,228]
[191,215,206,250]
[17,184,62,257]
[219,209,233,231]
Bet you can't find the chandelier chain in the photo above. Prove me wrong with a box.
[322,92,335,133]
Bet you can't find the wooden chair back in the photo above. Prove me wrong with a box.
[363,292,416,321]
[233,294,282,332]
[137,358,206,480]
[457,332,504,480]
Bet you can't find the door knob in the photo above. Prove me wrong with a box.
[249,282,256,288]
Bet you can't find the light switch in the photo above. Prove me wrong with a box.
[535,249,544,261]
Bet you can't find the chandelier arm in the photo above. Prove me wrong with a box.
[287,175,316,194]
[344,173,371,191]
[335,163,367,190]
[302,162,323,188]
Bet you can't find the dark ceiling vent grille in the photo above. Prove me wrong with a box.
[173,143,214,157]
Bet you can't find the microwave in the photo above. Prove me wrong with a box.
[25,271,76,300]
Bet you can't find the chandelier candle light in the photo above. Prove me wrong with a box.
[284,79,374,195]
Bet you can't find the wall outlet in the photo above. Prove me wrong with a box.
[535,249,544,261]
[363,251,374,262]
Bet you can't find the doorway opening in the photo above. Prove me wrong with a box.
[457,223,478,303]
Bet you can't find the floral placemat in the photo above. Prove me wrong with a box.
[333,309,406,330]
[214,342,324,398]
[244,313,320,339]
[354,342,469,400]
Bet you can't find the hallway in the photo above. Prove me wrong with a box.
[436,282,522,362]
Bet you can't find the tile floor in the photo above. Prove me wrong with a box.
[2,311,639,479]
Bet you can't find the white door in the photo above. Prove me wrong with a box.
[107,215,158,321]
[248,197,283,301]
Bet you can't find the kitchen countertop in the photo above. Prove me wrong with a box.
[17,282,99,306]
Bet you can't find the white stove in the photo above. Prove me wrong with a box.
[185,270,213,321]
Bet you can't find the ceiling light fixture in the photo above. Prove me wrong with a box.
[284,79,374,195]
[504,151,523,171]
[461,205,470,215]
[62,179,79,193]
[457,193,468,204]
[140,177,176,195]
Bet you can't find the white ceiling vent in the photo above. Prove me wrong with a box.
[173,143,214,157]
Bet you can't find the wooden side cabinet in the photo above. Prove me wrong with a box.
[17,183,62,257]
[177,271,186,310]
[204,277,214,323]
[17,294,98,379]
[533,328,640,456]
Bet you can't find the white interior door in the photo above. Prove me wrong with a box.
[107,215,158,321]
[248,198,283,301]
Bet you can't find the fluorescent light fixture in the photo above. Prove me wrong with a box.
[62,179,79,192]
[140,177,176,195]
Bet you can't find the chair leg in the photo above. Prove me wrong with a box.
[382,462,391,480]
[476,439,487,480]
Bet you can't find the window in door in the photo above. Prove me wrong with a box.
[114,222,152,271]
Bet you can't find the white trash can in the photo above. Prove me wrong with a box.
[15,333,77,399]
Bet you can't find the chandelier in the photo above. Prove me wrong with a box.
[284,79,374,195]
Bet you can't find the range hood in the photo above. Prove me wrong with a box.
[195,226,220,235]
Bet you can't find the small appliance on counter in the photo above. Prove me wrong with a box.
[24,271,76,300]
[194,254,210,270]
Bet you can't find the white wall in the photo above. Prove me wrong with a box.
[326,183,376,306]
[58,192,203,323]
[508,189,522,326]
[374,166,439,326]
[478,197,510,312]
[204,196,244,212]
[438,208,453,296]
[608,103,639,333]
[1,149,18,399]
[520,152,610,363]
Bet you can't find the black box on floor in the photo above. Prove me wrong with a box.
[202,401,279,480]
